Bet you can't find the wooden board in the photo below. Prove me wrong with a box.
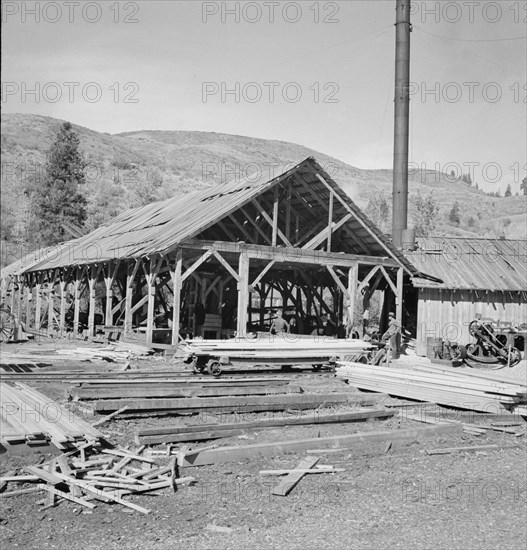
[180,423,462,467]
[271,457,319,496]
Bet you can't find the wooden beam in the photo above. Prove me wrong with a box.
[73,273,81,334]
[302,214,353,251]
[211,251,240,282]
[327,191,334,252]
[348,263,358,330]
[180,424,462,467]
[379,266,398,295]
[228,213,254,242]
[35,282,42,331]
[236,253,250,337]
[326,266,349,300]
[171,249,183,346]
[59,280,66,336]
[239,206,272,245]
[181,250,214,283]
[87,265,97,337]
[251,200,292,247]
[272,457,319,496]
[124,260,141,336]
[251,261,275,288]
[272,186,279,247]
[358,266,381,293]
[105,261,120,326]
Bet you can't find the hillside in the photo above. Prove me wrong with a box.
[1,113,525,263]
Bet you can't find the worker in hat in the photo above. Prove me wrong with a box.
[382,312,401,362]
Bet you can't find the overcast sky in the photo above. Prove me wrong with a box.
[2,0,526,193]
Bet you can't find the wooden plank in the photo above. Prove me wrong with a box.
[135,409,396,444]
[94,392,356,413]
[38,484,96,509]
[261,466,344,476]
[24,465,63,486]
[272,457,319,496]
[180,423,462,467]
[92,405,131,426]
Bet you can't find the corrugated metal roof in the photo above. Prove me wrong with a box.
[407,237,527,292]
[11,157,419,276]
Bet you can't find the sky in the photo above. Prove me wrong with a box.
[2,0,526,194]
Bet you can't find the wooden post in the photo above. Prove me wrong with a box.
[285,182,292,241]
[87,265,97,338]
[47,280,55,334]
[105,264,113,327]
[59,280,67,336]
[35,281,42,331]
[347,263,358,334]
[171,249,183,346]
[272,187,279,247]
[124,261,138,337]
[73,272,81,335]
[327,191,334,252]
[16,279,23,322]
[236,252,250,338]
[146,259,156,344]
[25,285,31,328]
[396,267,404,327]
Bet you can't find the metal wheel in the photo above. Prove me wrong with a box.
[0,308,16,343]
[506,348,522,367]
[312,364,323,371]
[207,360,222,377]
[466,342,498,363]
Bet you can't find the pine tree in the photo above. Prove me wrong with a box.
[504,184,512,197]
[449,202,460,225]
[34,122,87,245]
[521,177,527,196]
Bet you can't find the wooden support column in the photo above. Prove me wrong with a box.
[124,260,140,337]
[171,249,183,346]
[87,265,97,338]
[104,261,120,326]
[272,187,279,247]
[25,285,31,327]
[59,279,67,336]
[396,267,404,327]
[347,263,359,333]
[73,272,81,335]
[16,279,23,322]
[47,280,55,334]
[146,259,157,344]
[236,252,250,337]
[35,281,42,331]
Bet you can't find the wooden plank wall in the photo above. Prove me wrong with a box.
[416,288,527,356]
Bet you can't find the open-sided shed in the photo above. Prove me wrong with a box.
[2,157,428,346]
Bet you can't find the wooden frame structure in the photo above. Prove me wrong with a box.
[1,158,424,345]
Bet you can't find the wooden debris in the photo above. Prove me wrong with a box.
[260,466,344,476]
[92,406,131,427]
[271,457,320,496]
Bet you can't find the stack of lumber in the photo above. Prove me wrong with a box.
[336,362,527,414]
[1,343,153,365]
[0,444,194,514]
[93,391,380,415]
[0,382,105,450]
[135,408,397,445]
[70,379,302,400]
[181,337,372,363]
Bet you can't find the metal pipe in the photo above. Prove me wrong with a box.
[392,0,411,248]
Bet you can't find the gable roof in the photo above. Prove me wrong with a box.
[15,157,418,275]
[407,237,527,292]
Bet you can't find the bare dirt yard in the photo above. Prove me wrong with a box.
[1,339,526,550]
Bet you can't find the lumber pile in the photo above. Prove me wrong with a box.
[69,378,299,401]
[181,337,372,364]
[336,362,527,414]
[0,444,195,514]
[135,408,397,445]
[0,382,105,450]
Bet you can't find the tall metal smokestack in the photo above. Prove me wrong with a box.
[392,0,411,248]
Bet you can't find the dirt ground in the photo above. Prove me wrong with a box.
[1,339,526,550]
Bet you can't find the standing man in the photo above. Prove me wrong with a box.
[382,312,401,362]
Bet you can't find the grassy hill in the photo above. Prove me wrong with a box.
[1,113,525,264]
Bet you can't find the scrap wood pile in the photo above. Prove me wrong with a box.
[0,342,153,368]
[0,444,195,515]
[0,382,104,451]
[336,361,527,414]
